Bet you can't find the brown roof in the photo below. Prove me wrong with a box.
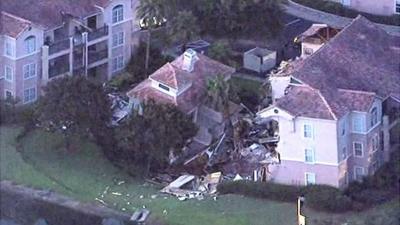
[276,86,335,120]
[128,53,235,113]
[276,16,400,120]
[150,63,192,90]
[2,0,110,30]
[1,12,31,38]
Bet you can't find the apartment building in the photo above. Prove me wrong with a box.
[332,0,400,15]
[0,0,140,103]
[259,16,400,188]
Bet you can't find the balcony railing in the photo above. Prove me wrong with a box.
[88,26,109,42]
[88,49,108,64]
[49,39,70,55]
[49,65,69,78]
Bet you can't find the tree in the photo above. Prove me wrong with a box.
[205,75,231,116]
[136,0,167,77]
[167,10,200,52]
[115,101,197,176]
[208,41,236,67]
[37,76,112,152]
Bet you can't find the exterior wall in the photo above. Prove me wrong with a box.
[331,0,396,15]
[243,51,277,73]
[301,42,323,58]
[269,76,291,100]
[258,106,340,187]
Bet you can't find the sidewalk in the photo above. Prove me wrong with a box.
[283,0,400,36]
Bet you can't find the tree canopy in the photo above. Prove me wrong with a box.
[115,101,198,175]
[37,76,112,151]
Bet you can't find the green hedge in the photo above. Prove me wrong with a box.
[217,181,352,212]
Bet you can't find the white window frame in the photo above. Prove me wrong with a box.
[4,65,13,82]
[371,134,379,153]
[23,63,37,80]
[396,0,400,14]
[24,36,36,54]
[370,107,378,127]
[4,39,15,57]
[353,166,364,181]
[305,172,316,185]
[112,55,124,72]
[353,142,364,158]
[112,31,124,47]
[112,5,124,24]
[303,123,314,139]
[352,114,365,133]
[4,89,13,99]
[304,148,315,164]
[23,87,37,104]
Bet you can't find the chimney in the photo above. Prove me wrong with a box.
[182,49,198,72]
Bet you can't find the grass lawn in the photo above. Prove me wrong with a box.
[1,126,399,225]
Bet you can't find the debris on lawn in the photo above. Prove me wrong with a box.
[111,192,122,196]
[130,209,151,224]
[95,198,107,206]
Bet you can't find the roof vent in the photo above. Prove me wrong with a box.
[182,49,198,72]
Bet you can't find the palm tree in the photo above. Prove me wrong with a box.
[168,10,199,52]
[206,74,230,116]
[136,0,167,76]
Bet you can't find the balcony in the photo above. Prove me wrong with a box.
[88,26,109,42]
[88,49,108,65]
[49,65,69,78]
[49,39,70,55]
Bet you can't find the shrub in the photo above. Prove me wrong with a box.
[303,185,352,213]
[0,99,36,127]
[218,180,301,202]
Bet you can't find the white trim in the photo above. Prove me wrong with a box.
[304,148,316,164]
[353,142,364,158]
[112,31,125,48]
[23,63,37,80]
[23,86,37,104]
[304,172,316,185]
[4,65,13,82]
[280,157,339,167]
[112,54,124,72]
[371,134,379,153]
[302,123,314,139]
[353,166,365,181]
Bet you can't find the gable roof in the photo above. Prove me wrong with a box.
[274,16,400,120]
[150,63,192,90]
[1,12,32,38]
[2,0,111,30]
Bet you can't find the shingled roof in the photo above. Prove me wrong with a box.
[0,12,32,38]
[274,16,400,120]
[2,0,110,30]
[127,52,235,114]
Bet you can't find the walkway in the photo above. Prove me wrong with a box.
[283,0,400,36]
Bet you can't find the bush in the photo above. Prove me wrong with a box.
[218,180,301,202]
[303,185,352,213]
[0,99,36,127]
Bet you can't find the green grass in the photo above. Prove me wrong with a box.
[1,126,399,225]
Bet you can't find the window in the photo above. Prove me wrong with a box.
[305,173,316,185]
[23,87,37,103]
[303,47,313,55]
[5,90,13,99]
[158,83,170,92]
[304,148,315,163]
[352,115,365,133]
[396,0,400,13]
[112,32,124,47]
[354,166,364,181]
[353,142,363,157]
[23,63,37,79]
[112,5,124,23]
[370,107,378,127]
[24,36,36,54]
[372,135,379,152]
[341,0,351,6]
[4,66,13,82]
[303,124,313,139]
[341,147,347,160]
[112,55,124,72]
[4,39,14,57]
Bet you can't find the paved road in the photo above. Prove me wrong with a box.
[283,0,400,36]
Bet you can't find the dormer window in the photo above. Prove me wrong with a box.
[24,36,36,54]
[112,5,124,24]
[158,83,170,92]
